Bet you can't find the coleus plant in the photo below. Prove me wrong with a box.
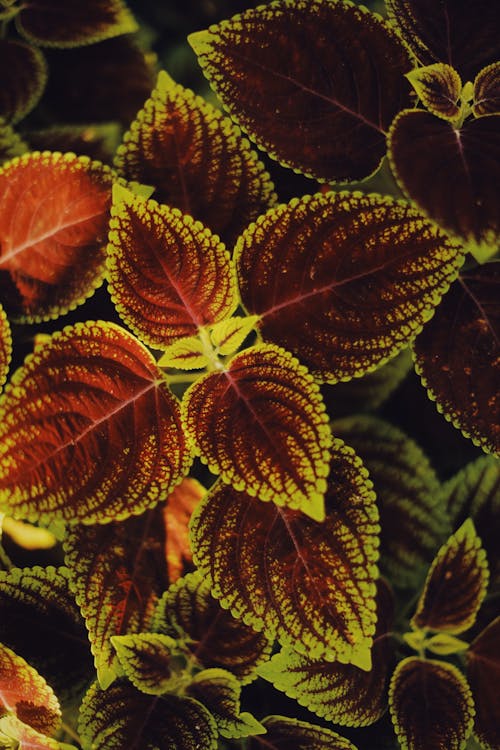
[0,0,498,748]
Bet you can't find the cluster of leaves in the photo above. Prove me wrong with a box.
[0,0,498,748]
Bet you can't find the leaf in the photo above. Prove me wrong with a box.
[156,338,210,371]
[0,566,93,700]
[0,321,191,524]
[388,110,500,262]
[425,633,469,656]
[389,657,474,750]
[63,505,171,689]
[386,0,500,82]
[163,477,205,582]
[406,64,462,121]
[107,186,239,349]
[209,315,259,356]
[189,0,414,182]
[0,152,114,322]
[258,578,396,727]
[111,634,180,695]
[153,570,273,684]
[0,39,47,123]
[114,71,276,248]
[78,680,218,750]
[413,265,500,454]
[473,62,500,116]
[190,440,379,667]
[186,668,266,739]
[1,518,56,551]
[0,716,75,750]
[15,0,137,47]
[411,519,489,634]
[467,616,500,750]
[235,191,464,382]
[330,416,449,588]
[0,119,28,165]
[0,304,11,392]
[181,343,332,522]
[248,715,358,749]
[25,123,122,164]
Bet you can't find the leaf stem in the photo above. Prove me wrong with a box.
[60,721,82,745]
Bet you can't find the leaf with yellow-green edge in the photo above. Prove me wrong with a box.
[107,186,239,350]
[258,578,396,727]
[406,64,463,121]
[413,265,500,453]
[15,0,137,48]
[190,440,379,667]
[156,337,210,371]
[0,321,191,525]
[153,570,273,685]
[188,0,413,183]
[473,62,500,116]
[389,657,474,750]
[467,616,500,750]
[248,715,358,749]
[210,315,259,357]
[0,566,93,700]
[331,415,449,588]
[235,191,464,382]
[111,634,182,696]
[0,304,11,392]
[114,70,276,248]
[0,716,76,750]
[0,119,28,165]
[0,40,47,124]
[186,668,266,739]
[182,343,331,521]
[78,680,218,750]
[411,519,489,634]
[0,152,114,322]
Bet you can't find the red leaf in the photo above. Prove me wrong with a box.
[163,478,205,582]
[0,39,47,124]
[467,617,500,750]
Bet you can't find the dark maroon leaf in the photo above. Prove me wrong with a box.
[467,617,500,750]
[248,715,357,749]
[474,61,500,115]
[0,39,47,123]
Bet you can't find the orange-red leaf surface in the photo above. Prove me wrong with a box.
[467,617,500,750]
[190,440,379,667]
[0,152,114,321]
[0,39,47,123]
[107,186,239,349]
[182,343,332,521]
[0,303,11,392]
[163,478,205,582]
[0,321,191,524]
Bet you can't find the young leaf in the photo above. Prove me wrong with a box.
[411,519,489,634]
[0,321,191,525]
[164,478,205,582]
[0,119,28,165]
[473,62,500,116]
[406,64,462,121]
[388,110,500,262]
[15,0,137,48]
[0,304,11,392]
[425,633,469,656]
[331,416,449,588]
[156,338,210,371]
[0,152,114,322]
[114,71,276,248]
[107,187,239,349]
[209,315,260,356]
[386,0,500,82]
[186,668,266,739]
[413,265,500,454]
[190,440,379,668]
[248,715,358,749]
[153,570,273,684]
[181,343,332,522]
[111,633,180,695]
[0,715,76,750]
[78,680,218,750]
[189,0,414,182]
[0,40,47,123]
[466,616,500,750]
[235,192,464,382]
[1,518,57,551]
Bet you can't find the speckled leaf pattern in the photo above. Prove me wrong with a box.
[186,668,266,739]
[413,265,500,454]
[190,441,379,668]
[0,303,11,392]
[78,680,218,750]
[467,616,500,750]
[114,71,276,247]
[107,186,239,349]
[189,0,413,182]
[111,634,179,695]
[0,715,76,749]
[406,64,462,121]
[0,152,114,321]
[248,715,358,749]
[473,62,500,115]
[182,343,332,522]
[15,0,137,47]
[0,39,47,123]
[153,570,273,684]
[331,416,449,588]
[64,506,171,689]
[0,118,28,165]
[0,321,191,524]
[163,478,205,582]
[388,110,500,262]
[0,566,93,700]
[389,657,475,750]
[235,192,464,382]
[411,519,489,634]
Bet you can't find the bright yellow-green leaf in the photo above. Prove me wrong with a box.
[209,315,260,356]
[157,336,210,371]
[425,633,469,656]
[1,517,57,550]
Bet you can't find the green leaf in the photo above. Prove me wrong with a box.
[0,119,28,165]
[153,570,273,685]
[248,715,358,749]
[425,633,469,656]
[466,616,500,750]
[209,315,259,357]
[0,304,11,393]
[235,191,464,382]
[156,337,210,371]
[0,40,47,123]
[111,634,181,695]
[114,70,276,248]
[190,440,379,667]
[473,62,500,116]
[406,64,463,121]
[182,343,331,521]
